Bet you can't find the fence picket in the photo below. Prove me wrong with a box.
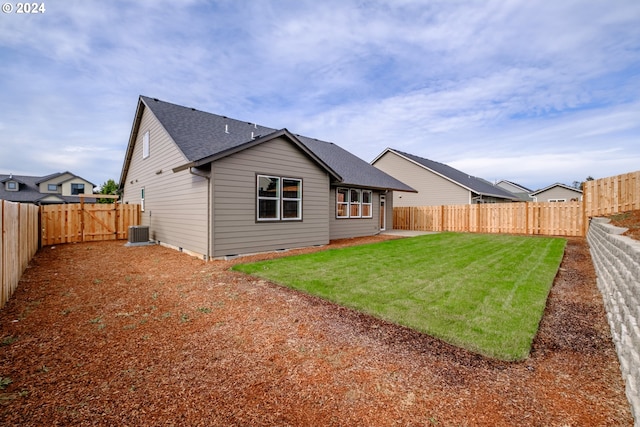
[394,201,584,236]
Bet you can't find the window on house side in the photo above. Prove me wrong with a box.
[257,175,280,220]
[336,187,373,219]
[141,188,145,212]
[282,178,302,220]
[336,188,349,218]
[7,181,17,191]
[350,189,361,218]
[143,130,150,159]
[48,184,58,192]
[257,175,302,221]
[71,183,84,195]
[362,190,372,218]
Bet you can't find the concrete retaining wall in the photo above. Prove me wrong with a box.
[587,218,640,425]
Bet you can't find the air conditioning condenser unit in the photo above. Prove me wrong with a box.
[126,225,151,246]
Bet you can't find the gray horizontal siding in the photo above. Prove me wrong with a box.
[329,188,384,239]
[533,187,582,202]
[121,106,209,256]
[212,137,330,257]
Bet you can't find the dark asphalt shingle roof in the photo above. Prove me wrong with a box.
[384,149,519,200]
[0,174,42,202]
[140,96,415,192]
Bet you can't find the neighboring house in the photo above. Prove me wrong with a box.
[371,148,519,207]
[119,96,415,260]
[0,172,96,204]
[530,183,583,202]
[495,180,534,201]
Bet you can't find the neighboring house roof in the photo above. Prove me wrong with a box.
[495,180,534,201]
[0,173,96,204]
[120,96,415,193]
[372,148,519,200]
[35,171,96,187]
[495,180,532,193]
[0,175,26,185]
[530,183,583,196]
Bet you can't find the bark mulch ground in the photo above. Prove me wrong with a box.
[0,233,633,426]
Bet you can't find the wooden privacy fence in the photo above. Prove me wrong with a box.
[394,202,584,236]
[1,199,139,309]
[584,171,640,217]
[394,170,640,237]
[41,202,140,245]
[1,200,39,309]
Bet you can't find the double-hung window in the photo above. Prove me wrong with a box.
[336,188,349,218]
[336,187,373,218]
[350,189,361,217]
[257,175,302,221]
[282,178,302,219]
[362,190,372,217]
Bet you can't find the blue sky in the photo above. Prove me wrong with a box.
[1,0,639,191]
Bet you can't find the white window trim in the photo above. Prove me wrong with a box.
[337,187,373,219]
[281,178,302,221]
[350,189,361,218]
[362,190,373,218]
[142,130,150,159]
[336,188,349,218]
[257,175,280,221]
[548,198,566,202]
[257,175,302,221]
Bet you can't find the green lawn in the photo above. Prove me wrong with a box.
[232,233,566,361]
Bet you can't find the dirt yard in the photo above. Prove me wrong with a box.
[608,209,640,240]
[0,233,634,426]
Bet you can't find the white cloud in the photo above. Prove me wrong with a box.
[0,0,638,189]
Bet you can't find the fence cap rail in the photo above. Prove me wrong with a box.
[79,194,119,199]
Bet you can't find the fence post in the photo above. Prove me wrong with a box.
[581,193,588,237]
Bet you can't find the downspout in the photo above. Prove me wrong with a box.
[189,167,211,260]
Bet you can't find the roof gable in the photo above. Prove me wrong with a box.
[496,180,532,193]
[174,128,342,181]
[373,148,518,200]
[36,171,95,187]
[530,183,583,196]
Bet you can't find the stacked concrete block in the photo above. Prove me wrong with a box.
[587,217,640,425]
